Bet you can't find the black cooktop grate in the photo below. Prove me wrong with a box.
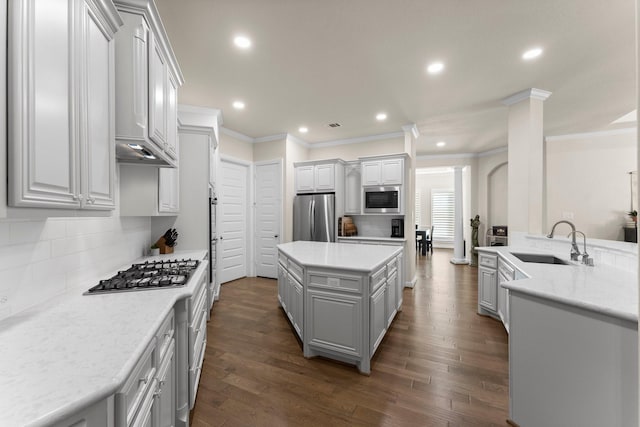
[84,258,200,295]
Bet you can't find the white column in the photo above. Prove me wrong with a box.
[502,88,551,235]
[451,165,467,264]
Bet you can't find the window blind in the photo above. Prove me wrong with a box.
[431,190,454,242]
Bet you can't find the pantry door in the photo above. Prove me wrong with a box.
[219,158,249,283]
[255,160,282,279]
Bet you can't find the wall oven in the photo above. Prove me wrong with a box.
[363,186,401,213]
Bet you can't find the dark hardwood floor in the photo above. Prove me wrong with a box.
[191,249,509,426]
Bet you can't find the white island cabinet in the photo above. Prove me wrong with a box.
[277,241,403,374]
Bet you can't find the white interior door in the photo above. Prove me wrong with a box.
[219,159,248,283]
[255,161,282,278]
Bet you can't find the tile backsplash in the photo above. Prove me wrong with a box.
[0,216,151,321]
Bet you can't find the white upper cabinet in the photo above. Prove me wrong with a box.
[113,0,183,167]
[361,158,404,186]
[344,162,361,214]
[148,30,168,149]
[295,165,315,192]
[314,163,335,191]
[165,74,179,160]
[8,0,122,210]
[380,159,403,185]
[294,161,343,193]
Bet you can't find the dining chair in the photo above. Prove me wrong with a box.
[425,225,434,254]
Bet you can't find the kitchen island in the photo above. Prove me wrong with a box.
[277,241,403,374]
[476,241,637,427]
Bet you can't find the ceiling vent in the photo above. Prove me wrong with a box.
[328,123,341,128]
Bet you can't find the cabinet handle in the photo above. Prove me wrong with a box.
[138,377,148,385]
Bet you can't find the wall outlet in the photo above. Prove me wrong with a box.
[562,212,574,220]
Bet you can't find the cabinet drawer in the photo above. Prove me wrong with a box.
[498,258,515,280]
[278,252,288,267]
[308,271,362,293]
[289,259,304,283]
[117,339,156,426]
[479,254,498,269]
[190,307,207,369]
[190,278,207,323]
[386,257,398,274]
[370,265,386,293]
[189,316,207,409]
[156,310,175,362]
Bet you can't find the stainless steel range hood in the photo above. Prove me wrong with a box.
[116,140,177,167]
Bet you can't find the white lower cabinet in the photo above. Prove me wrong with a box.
[278,246,403,374]
[306,287,363,357]
[291,277,304,338]
[478,266,497,313]
[156,340,175,427]
[52,397,115,427]
[369,284,386,355]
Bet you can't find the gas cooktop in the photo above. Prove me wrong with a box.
[84,259,200,295]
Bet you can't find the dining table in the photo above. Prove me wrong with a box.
[416,228,431,256]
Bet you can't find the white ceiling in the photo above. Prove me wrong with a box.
[155,0,636,155]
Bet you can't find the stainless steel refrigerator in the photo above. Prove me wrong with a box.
[293,193,335,242]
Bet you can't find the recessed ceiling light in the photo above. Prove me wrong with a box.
[522,47,543,60]
[427,62,445,74]
[299,126,308,133]
[233,35,252,49]
[436,141,446,147]
[376,113,387,121]
[232,101,245,110]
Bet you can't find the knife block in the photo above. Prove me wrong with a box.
[155,237,174,254]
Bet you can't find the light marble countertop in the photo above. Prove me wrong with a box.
[337,236,407,243]
[476,246,638,322]
[0,250,208,427]
[278,241,402,272]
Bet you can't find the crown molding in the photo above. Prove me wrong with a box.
[285,134,310,147]
[545,127,636,142]
[501,88,552,106]
[402,124,420,139]
[417,146,507,161]
[254,133,288,144]
[219,127,254,143]
[477,146,508,157]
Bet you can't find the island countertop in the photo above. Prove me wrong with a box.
[476,246,637,322]
[278,241,402,272]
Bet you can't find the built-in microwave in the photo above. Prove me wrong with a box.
[363,186,401,213]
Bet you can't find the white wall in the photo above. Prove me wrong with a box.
[546,130,636,240]
[0,216,150,321]
[254,138,286,162]
[471,149,508,244]
[218,131,253,162]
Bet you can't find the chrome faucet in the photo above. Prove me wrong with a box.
[566,230,594,266]
[547,220,581,261]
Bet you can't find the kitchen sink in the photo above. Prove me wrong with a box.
[510,252,569,265]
